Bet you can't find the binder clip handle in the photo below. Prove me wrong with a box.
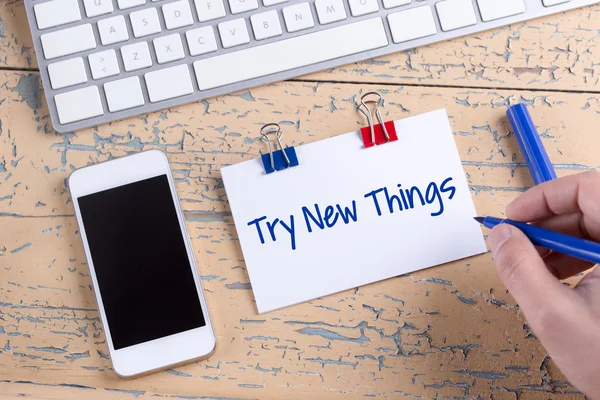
[357,91,398,148]
[260,123,299,174]
[358,92,391,146]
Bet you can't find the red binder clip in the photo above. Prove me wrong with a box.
[357,92,398,148]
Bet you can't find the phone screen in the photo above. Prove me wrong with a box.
[78,175,206,350]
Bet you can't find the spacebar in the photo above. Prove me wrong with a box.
[193,18,388,91]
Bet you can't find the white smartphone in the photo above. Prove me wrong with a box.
[70,150,215,378]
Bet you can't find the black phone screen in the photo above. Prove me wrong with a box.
[77,175,206,350]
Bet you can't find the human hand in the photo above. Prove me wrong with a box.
[488,171,600,398]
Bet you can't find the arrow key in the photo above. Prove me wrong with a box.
[88,49,120,80]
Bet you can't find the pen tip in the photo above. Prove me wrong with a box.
[474,216,484,224]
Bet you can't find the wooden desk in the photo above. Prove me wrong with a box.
[1,2,598,398]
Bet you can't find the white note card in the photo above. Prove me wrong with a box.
[222,109,486,313]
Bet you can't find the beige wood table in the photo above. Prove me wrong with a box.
[1,2,599,399]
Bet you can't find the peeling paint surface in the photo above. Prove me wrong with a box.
[9,74,40,110]
[0,2,599,400]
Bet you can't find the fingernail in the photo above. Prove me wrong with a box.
[488,224,512,254]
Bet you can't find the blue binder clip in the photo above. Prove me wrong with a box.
[260,123,299,174]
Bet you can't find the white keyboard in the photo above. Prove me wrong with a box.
[25,0,599,132]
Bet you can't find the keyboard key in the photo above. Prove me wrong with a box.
[476,0,525,22]
[88,49,120,79]
[194,0,226,22]
[193,17,388,90]
[388,5,437,43]
[121,41,153,71]
[283,3,314,32]
[251,10,282,40]
[162,0,194,29]
[145,64,194,102]
[130,8,162,37]
[263,0,288,5]
[436,0,477,31]
[229,0,259,14]
[543,0,569,5]
[315,0,347,24]
[104,77,145,112]
[382,0,409,9]
[48,57,87,89]
[55,86,103,124]
[40,24,96,60]
[348,0,379,16]
[97,15,129,45]
[34,0,81,30]
[154,34,185,64]
[83,0,114,17]
[186,26,218,55]
[117,0,146,9]
[218,18,250,48]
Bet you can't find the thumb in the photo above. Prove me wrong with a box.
[488,224,575,326]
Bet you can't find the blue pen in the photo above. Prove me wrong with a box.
[475,216,600,265]
[507,104,557,185]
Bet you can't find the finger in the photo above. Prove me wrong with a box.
[488,224,576,328]
[531,213,589,258]
[534,212,589,238]
[525,213,594,277]
[541,251,595,280]
[506,171,600,239]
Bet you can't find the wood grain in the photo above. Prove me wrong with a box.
[1,1,600,398]
[1,66,597,398]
